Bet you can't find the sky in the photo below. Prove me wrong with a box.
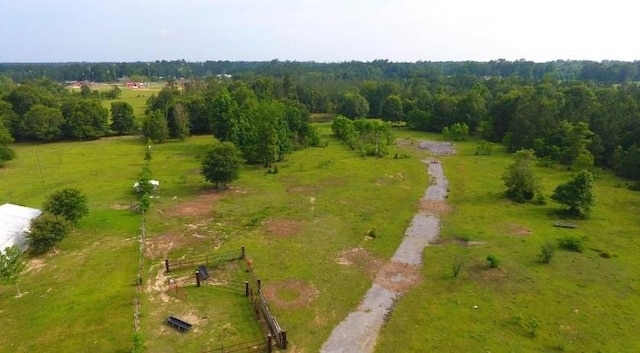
[0,0,638,63]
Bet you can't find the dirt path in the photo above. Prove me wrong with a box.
[320,141,453,353]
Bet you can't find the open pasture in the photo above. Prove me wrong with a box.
[1,126,639,352]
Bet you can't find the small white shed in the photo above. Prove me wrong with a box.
[0,203,42,252]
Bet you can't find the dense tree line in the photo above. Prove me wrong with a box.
[2,59,640,84]
[1,59,640,179]
[0,79,110,142]
[141,79,320,166]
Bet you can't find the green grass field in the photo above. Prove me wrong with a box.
[1,125,639,352]
[376,142,640,352]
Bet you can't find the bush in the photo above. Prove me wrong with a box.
[486,254,501,268]
[532,193,547,205]
[452,256,464,278]
[28,213,72,254]
[557,234,587,252]
[538,241,555,263]
[42,188,89,225]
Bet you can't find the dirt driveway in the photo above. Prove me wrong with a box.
[320,141,454,353]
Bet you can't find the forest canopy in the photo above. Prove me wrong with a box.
[1,59,639,179]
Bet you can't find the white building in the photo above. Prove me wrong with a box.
[0,203,42,252]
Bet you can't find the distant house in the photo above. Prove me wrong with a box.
[0,203,42,253]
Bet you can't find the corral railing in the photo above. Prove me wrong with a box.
[165,246,245,272]
[246,280,288,349]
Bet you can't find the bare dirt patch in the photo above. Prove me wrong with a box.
[395,137,417,147]
[418,141,456,155]
[25,258,46,273]
[419,199,453,215]
[147,267,172,304]
[287,184,320,194]
[468,261,511,285]
[374,261,422,293]
[500,223,532,237]
[264,218,304,237]
[110,203,132,210]
[166,189,224,217]
[145,232,201,259]
[335,247,384,278]
[261,279,319,310]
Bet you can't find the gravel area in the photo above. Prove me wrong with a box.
[320,141,453,353]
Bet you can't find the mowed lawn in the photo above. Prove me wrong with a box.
[376,141,640,352]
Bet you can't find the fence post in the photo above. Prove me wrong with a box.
[164,258,170,272]
[195,270,201,287]
[241,246,245,259]
[267,334,273,353]
[280,331,287,349]
[245,281,249,297]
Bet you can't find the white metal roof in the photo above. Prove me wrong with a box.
[0,203,42,252]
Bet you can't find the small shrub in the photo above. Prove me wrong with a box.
[532,193,547,205]
[366,228,377,238]
[486,254,501,268]
[514,314,540,338]
[246,217,261,227]
[557,234,587,252]
[538,241,555,263]
[628,182,640,191]
[526,317,539,338]
[475,140,493,155]
[139,193,151,213]
[133,332,145,353]
[452,257,464,278]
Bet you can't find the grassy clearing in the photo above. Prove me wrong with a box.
[0,137,147,353]
[139,125,432,351]
[2,125,639,352]
[376,141,640,352]
[102,87,155,120]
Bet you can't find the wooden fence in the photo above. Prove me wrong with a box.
[246,280,288,349]
[165,246,245,272]
[200,336,275,353]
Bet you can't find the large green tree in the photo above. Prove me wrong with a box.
[337,92,369,119]
[167,102,190,140]
[63,99,109,139]
[551,170,595,218]
[201,140,243,189]
[0,117,16,165]
[42,188,89,225]
[110,101,136,135]
[210,89,239,141]
[142,110,169,143]
[21,104,64,141]
[502,149,541,203]
[0,246,26,297]
[380,94,404,122]
[331,115,359,150]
